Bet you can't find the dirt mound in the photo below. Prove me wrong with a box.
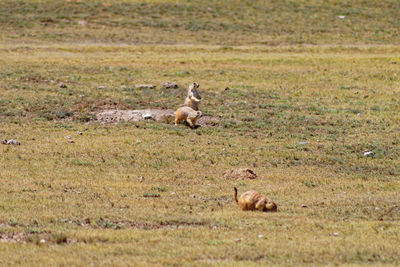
[196,116,221,127]
[96,109,175,124]
[222,168,258,180]
[95,109,221,127]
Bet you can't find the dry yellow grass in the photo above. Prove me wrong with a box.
[0,43,399,265]
[0,0,400,265]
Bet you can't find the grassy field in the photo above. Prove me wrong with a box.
[1,0,400,266]
[1,0,400,45]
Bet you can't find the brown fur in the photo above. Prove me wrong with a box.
[174,106,202,128]
[184,82,201,111]
[234,187,277,212]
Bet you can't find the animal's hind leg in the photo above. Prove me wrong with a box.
[186,118,194,128]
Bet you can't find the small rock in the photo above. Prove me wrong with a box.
[301,204,307,208]
[2,139,7,144]
[142,113,152,120]
[77,20,88,26]
[235,238,241,242]
[298,142,308,145]
[333,232,339,237]
[68,140,75,143]
[338,15,345,19]
[138,176,144,183]
[357,113,362,116]
[258,234,263,238]
[7,139,20,145]
[40,239,46,244]
[374,207,380,211]
[162,82,179,89]
[77,131,83,135]
[59,83,67,89]
[135,84,155,90]
[224,87,230,91]
[98,86,105,89]
[363,151,374,157]
[66,136,72,139]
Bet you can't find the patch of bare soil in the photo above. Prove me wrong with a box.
[95,109,221,127]
[222,168,258,180]
[96,109,175,124]
[0,231,68,245]
[197,116,221,127]
[59,218,219,230]
[0,232,28,244]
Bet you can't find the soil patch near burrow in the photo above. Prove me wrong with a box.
[95,109,221,127]
[222,168,258,180]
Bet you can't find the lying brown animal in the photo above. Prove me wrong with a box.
[234,187,277,212]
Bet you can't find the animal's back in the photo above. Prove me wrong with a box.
[175,106,191,117]
[175,107,189,122]
[238,190,260,211]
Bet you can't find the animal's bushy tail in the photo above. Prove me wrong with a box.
[234,187,238,203]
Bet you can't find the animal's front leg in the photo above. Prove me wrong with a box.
[186,118,194,128]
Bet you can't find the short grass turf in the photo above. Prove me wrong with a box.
[1,0,400,266]
[1,0,400,45]
[1,43,399,266]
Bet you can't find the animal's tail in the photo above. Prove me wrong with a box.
[234,187,238,203]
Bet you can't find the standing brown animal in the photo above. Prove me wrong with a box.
[174,106,202,128]
[234,187,277,212]
[184,82,201,111]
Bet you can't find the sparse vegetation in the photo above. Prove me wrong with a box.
[0,0,400,266]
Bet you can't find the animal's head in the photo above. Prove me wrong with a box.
[263,199,277,212]
[188,110,202,119]
[188,82,201,102]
